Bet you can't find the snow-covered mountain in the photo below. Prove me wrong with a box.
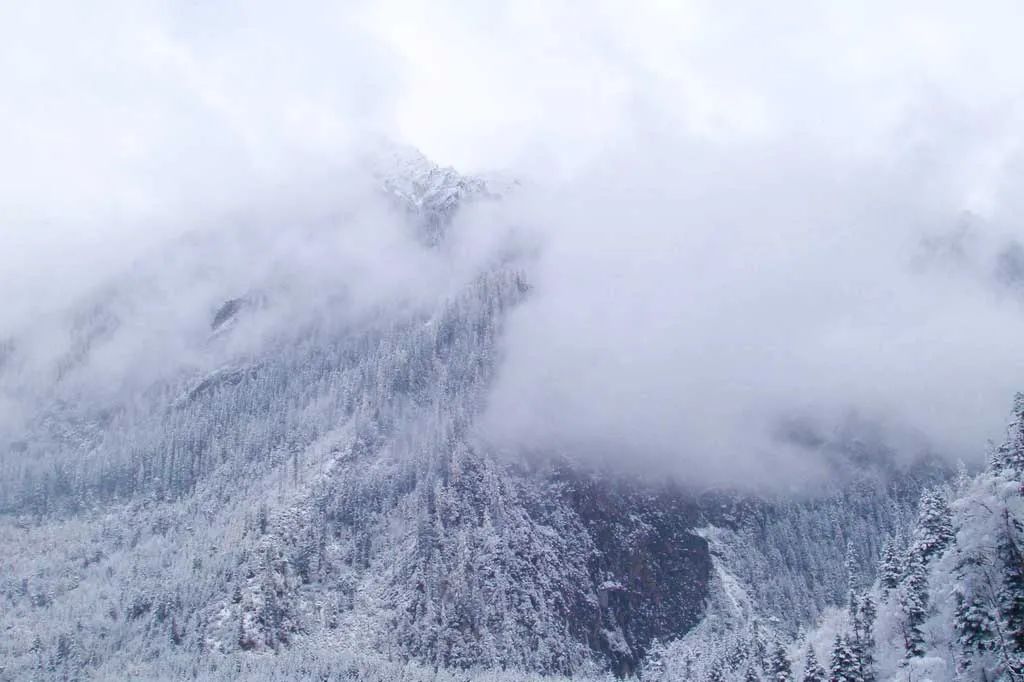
[0,151,999,682]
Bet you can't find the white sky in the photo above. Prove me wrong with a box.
[2,1,1022,214]
[370,0,1024,176]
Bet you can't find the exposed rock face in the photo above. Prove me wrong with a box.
[211,297,245,331]
[370,143,503,246]
[997,240,1024,289]
[556,470,711,675]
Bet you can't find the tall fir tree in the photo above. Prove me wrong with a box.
[997,510,1024,675]
[992,392,1024,474]
[850,593,876,682]
[802,646,826,682]
[897,553,929,658]
[953,588,996,671]
[879,537,901,593]
[750,620,769,673]
[828,634,860,682]
[725,638,747,671]
[768,641,793,682]
[707,665,727,682]
[912,488,954,564]
[643,638,666,679]
[845,542,861,595]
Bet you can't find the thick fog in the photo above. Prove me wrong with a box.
[481,141,1024,485]
[3,1,1024,487]
[0,0,399,334]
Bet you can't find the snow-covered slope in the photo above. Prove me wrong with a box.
[641,399,1024,682]
[783,398,1024,682]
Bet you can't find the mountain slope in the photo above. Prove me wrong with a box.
[0,151,951,681]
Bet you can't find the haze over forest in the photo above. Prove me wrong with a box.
[2,3,1024,681]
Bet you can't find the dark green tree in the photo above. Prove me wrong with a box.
[802,646,826,682]
[828,634,860,682]
[953,588,996,671]
[997,511,1024,675]
[768,641,793,682]
[912,488,954,564]
[897,553,929,658]
[879,538,901,593]
[850,593,876,682]
[991,393,1024,474]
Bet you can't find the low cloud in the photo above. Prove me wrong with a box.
[480,133,1024,487]
[3,1,1024,489]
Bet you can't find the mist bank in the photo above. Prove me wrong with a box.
[3,138,1023,493]
[480,135,1024,488]
[3,1,1024,491]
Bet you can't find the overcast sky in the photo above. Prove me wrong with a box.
[3,1,1024,485]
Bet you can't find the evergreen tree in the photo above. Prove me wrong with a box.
[878,538,901,593]
[170,616,183,646]
[725,639,747,671]
[954,459,971,494]
[768,641,793,682]
[897,553,928,658]
[992,392,1024,474]
[845,542,861,595]
[997,510,1024,675]
[643,638,666,679]
[237,615,255,651]
[30,634,44,671]
[750,619,769,673]
[802,646,826,682]
[850,593,876,682]
[828,634,860,682]
[681,653,696,681]
[912,488,954,564]
[707,666,727,682]
[953,589,996,667]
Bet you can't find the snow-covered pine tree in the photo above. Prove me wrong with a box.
[828,634,860,682]
[997,509,1024,675]
[953,589,996,671]
[751,620,769,673]
[992,392,1024,474]
[912,488,954,564]
[681,653,696,680]
[878,538,901,593]
[850,593,876,682]
[707,666,727,682]
[768,641,793,682]
[725,639,747,672]
[954,459,971,494]
[845,543,861,595]
[802,646,826,682]
[643,638,666,679]
[896,552,928,658]
[170,616,183,646]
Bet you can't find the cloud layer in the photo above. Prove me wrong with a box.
[3,1,1024,487]
[481,138,1024,486]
